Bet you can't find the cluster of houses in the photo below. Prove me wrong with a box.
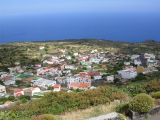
[0,48,159,106]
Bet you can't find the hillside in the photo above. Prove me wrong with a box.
[0,39,160,72]
[0,39,160,120]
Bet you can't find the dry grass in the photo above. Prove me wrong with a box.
[56,97,131,120]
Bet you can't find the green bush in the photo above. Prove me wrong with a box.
[5,87,126,118]
[21,98,27,103]
[0,98,8,102]
[116,103,129,114]
[118,113,126,120]
[8,96,15,101]
[129,93,154,112]
[152,91,160,99]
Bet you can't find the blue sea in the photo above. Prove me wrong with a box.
[0,12,160,43]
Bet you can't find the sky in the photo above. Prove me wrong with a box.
[1,0,160,17]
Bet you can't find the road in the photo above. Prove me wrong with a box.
[137,114,160,120]
[139,54,147,68]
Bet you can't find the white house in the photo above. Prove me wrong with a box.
[68,82,90,90]
[51,55,58,59]
[23,87,41,96]
[65,56,71,60]
[131,55,140,60]
[37,67,60,76]
[124,62,130,66]
[118,70,137,79]
[102,58,110,63]
[32,78,56,89]
[144,53,155,59]
[106,75,114,82]
[147,58,154,63]
[43,58,59,64]
[89,57,101,64]
[142,67,158,74]
[3,80,15,86]
[15,62,20,66]
[53,84,61,92]
[35,63,41,67]
[0,72,8,79]
[66,76,78,84]
[59,49,66,53]
[74,53,79,56]
[66,73,91,85]
[134,60,142,66]
[0,85,6,94]
[125,66,136,71]
[14,89,24,97]
[65,65,77,70]
[91,49,98,53]
[39,46,45,50]
[62,70,71,74]
[8,66,21,74]
[94,75,102,80]
[55,77,67,84]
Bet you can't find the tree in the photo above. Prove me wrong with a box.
[8,96,15,101]
[114,78,120,83]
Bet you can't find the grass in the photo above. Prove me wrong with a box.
[56,97,131,120]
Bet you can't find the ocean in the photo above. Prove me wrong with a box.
[0,12,160,43]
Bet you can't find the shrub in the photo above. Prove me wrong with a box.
[118,113,126,120]
[0,98,8,102]
[129,93,154,112]
[8,96,15,101]
[152,91,160,99]
[143,80,160,93]
[4,87,126,118]
[37,114,56,120]
[21,98,27,103]
[116,103,129,114]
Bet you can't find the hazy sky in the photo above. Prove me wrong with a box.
[1,0,160,17]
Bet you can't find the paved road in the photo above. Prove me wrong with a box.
[139,54,147,68]
[137,114,160,120]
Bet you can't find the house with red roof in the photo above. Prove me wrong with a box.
[66,72,91,85]
[106,75,114,82]
[68,82,90,90]
[35,63,41,67]
[134,59,142,66]
[53,84,61,92]
[59,62,67,70]
[0,72,8,80]
[59,49,66,53]
[14,89,24,97]
[39,46,45,50]
[88,72,101,80]
[55,77,67,84]
[125,65,136,71]
[23,87,41,96]
[144,53,155,59]
[37,67,61,76]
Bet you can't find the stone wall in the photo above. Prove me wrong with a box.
[129,106,160,120]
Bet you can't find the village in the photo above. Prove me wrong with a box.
[0,45,159,108]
